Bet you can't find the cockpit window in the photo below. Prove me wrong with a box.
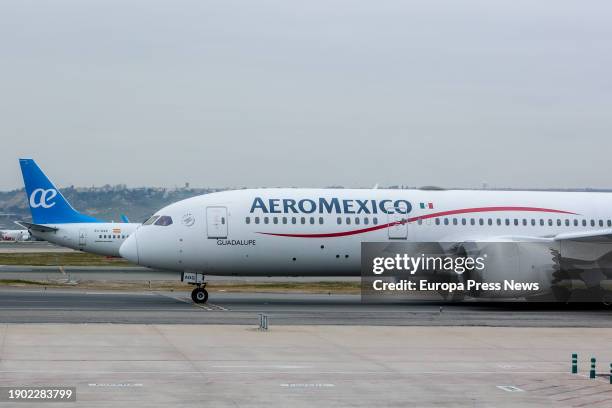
[143,215,160,225]
[154,216,173,226]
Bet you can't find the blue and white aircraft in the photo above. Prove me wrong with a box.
[18,159,140,257]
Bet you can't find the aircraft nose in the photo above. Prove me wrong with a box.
[120,233,139,264]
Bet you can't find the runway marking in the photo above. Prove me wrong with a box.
[204,303,229,311]
[497,364,536,369]
[192,302,229,311]
[155,293,229,311]
[213,365,310,369]
[88,383,143,387]
[496,385,525,392]
[281,383,335,388]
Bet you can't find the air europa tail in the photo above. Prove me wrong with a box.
[19,158,101,224]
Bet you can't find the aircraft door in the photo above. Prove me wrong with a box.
[78,228,87,247]
[387,202,408,240]
[206,207,228,239]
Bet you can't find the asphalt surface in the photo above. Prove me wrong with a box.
[3,324,611,407]
[0,288,611,326]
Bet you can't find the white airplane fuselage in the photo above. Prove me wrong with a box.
[121,188,612,281]
[33,223,140,257]
[18,158,143,257]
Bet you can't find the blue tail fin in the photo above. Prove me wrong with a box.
[120,214,130,223]
[19,159,101,224]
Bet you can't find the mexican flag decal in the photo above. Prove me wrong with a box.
[419,202,434,210]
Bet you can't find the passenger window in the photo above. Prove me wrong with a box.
[435,218,440,225]
[264,217,269,224]
[531,219,536,226]
[444,218,449,225]
[154,216,173,226]
[292,217,297,224]
[556,219,561,226]
[548,219,553,226]
[497,219,502,226]
[608,220,612,227]
[273,217,278,224]
[418,219,423,225]
[245,217,250,224]
[221,217,225,225]
[487,219,492,226]
[505,219,510,226]
[99,235,102,239]
[513,219,518,226]
[479,219,484,226]
[373,217,378,225]
[574,219,578,226]
[319,217,324,224]
[470,219,475,226]
[453,218,458,225]
[582,220,587,227]
[522,219,527,226]
[301,217,306,225]
[354,217,359,225]
[337,217,342,225]
[462,218,467,225]
[346,217,351,225]
[282,217,287,224]
[599,220,604,227]
[255,217,260,224]
[591,220,595,227]
[364,217,369,225]
[310,217,315,224]
[565,219,569,226]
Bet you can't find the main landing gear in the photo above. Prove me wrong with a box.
[191,283,209,304]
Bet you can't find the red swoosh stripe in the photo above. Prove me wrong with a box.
[256,206,578,238]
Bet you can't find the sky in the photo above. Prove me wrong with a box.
[1,0,611,190]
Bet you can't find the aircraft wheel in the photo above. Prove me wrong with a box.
[191,287,209,304]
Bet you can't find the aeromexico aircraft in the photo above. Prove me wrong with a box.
[18,159,140,256]
[119,188,612,303]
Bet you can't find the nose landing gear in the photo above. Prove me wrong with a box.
[191,284,209,304]
[182,272,209,304]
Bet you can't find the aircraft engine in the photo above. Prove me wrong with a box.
[459,241,558,299]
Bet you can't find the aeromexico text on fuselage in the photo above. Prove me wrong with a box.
[250,197,412,214]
